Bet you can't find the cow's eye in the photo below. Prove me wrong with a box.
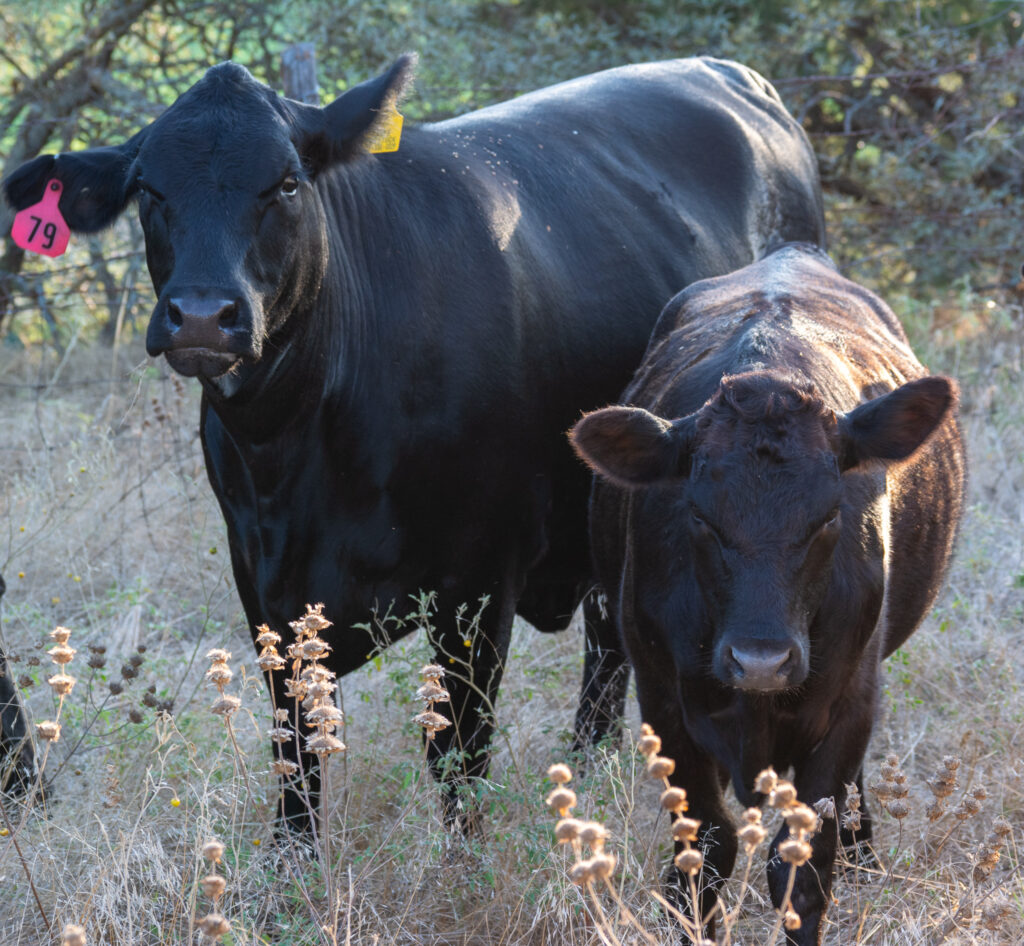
[280,176,300,197]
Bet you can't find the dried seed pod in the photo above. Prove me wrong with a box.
[48,672,76,696]
[197,913,230,938]
[201,874,226,900]
[778,838,813,866]
[120,663,138,680]
[547,763,573,785]
[304,681,336,701]
[50,626,72,645]
[674,848,704,875]
[769,781,797,808]
[300,638,331,660]
[413,710,451,739]
[205,663,233,688]
[18,674,33,689]
[419,663,446,681]
[660,786,688,813]
[869,780,894,803]
[61,924,86,946]
[637,724,661,757]
[416,680,450,703]
[257,650,286,671]
[48,643,76,666]
[37,720,61,742]
[268,727,294,744]
[783,909,801,931]
[305,732,346,755]
[647,756,675,779]
[304,703,344,727]
[554,818,583,843]
[210,695,241,717]
[546,787,577,817]
[886,799,910,820]
[742,807,763,824]
[590,851,616,880]
[128,707,144,724]
[254,625,281,647]
[813,797,836,821]
[270,759,299,776]
[202,839,225,864]
[579,821,608,851]
[784,804,819,835]
[754,768,778,794]
[297,603,332,634]
[141,690,158,708]
[672,817,700,843]
[569,859,594,886]
[87,653,106,670]
[738,822,766,849]
[108,680,124,695]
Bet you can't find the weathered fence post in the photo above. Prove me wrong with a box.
[281,43,319,104]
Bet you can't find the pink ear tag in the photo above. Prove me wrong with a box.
[11,179,71,257]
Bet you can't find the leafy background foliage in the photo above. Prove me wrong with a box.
[1,0,1022,350]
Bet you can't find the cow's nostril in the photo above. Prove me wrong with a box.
[167,300,183,327]
[216,302,239,328]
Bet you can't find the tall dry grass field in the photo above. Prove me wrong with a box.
[0,286,1021,945]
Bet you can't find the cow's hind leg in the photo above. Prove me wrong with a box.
[0,575,37,798]
[572,588,628,752]
[425,585,517,834]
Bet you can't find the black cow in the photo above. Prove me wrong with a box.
[0,574,37,797]
[571,244,965,944]
[4,57,825,830]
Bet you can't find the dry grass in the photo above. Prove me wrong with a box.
[0,286,1022,945]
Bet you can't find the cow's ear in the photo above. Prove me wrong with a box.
[3,139,140,233]
[838,376,956,472]
[292,54,417,171]
[570,406,697,487]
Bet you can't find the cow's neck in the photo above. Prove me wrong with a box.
[198,158,398,444]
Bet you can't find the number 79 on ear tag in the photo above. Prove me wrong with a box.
[11,179,71,257]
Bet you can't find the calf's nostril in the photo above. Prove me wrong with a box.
[167,300,183,327]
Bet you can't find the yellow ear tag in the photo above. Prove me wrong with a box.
[366,103,404,154]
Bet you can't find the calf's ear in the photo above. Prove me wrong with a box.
[570,406,696,487]
[3,138,141,233]
[838,375,957,471]
[289,54,417,171]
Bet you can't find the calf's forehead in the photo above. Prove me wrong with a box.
[691,447,841,536]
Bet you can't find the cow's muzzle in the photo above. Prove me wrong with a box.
[147,292,258,378]
[716,635,807,691]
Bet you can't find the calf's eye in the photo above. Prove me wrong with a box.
[280,176,299,197]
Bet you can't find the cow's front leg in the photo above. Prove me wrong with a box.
[634,692,737,935]
[767,698,876,945]
[264,661,321,836]
[424,585,517,833]
[572,587,629,752]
